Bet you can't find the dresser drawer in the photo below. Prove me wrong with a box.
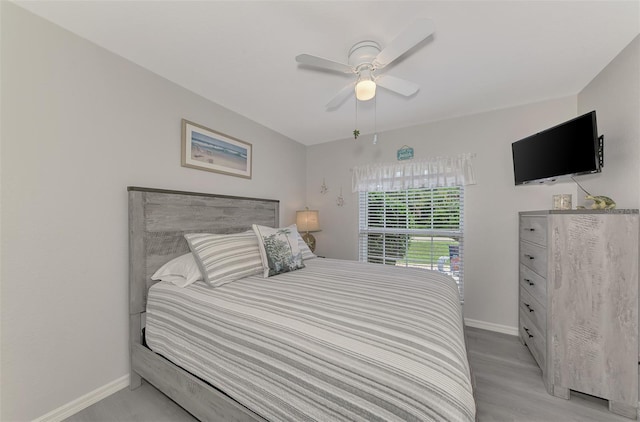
[520,264,547,306]
[519,288,546,336]
[520,216,547,246]
[520,309,546,370]
[520,241,547,277]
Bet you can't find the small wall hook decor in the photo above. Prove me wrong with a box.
[320,178,328,195]
[336,187,345,207]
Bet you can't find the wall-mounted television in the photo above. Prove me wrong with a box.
[512,111,602,185]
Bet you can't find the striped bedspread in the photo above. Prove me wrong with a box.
[146,258,475,421]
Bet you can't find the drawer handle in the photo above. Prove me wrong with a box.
[524,278,534,286]
[523,326,534,338]
[524,303,534,312]
[524,254,535,260]
[525,228,535,232]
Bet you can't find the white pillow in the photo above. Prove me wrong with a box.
[151,253,203,288]
[185,231,263,287]
[252,224,305,277]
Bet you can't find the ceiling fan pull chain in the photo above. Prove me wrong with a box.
[353,98,360,140]
[373,96,378,145]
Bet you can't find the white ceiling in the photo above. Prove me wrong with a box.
[14,1,640,145]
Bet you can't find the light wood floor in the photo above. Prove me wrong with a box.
[65,327,631,421]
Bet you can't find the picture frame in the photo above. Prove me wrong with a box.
[181,119,252,179]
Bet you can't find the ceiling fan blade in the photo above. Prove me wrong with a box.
[373,19,435,69]
[296,54,355,74]
[376,74,420,97]
[326,82,356,110]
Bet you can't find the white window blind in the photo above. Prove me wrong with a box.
[359,187,465,301]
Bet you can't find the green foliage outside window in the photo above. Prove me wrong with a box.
[364,187,461,265]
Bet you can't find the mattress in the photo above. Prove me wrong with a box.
[145,258,475,421]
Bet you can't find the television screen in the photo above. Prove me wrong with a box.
[512,111,600,185]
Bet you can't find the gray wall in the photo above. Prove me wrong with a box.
[577,35,639,209]
[305,97,579,333]
[0,3,306,421]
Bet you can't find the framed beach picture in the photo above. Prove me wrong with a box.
[181,119,252,179]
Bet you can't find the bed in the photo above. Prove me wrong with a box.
[129,186,476,421]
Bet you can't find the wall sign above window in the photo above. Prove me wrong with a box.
[397,145,414,161]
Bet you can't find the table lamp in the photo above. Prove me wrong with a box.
[296,208,320,252]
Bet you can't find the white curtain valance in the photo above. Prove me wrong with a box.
[352,153,476,192]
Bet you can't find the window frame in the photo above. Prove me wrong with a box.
[358,186,465,301]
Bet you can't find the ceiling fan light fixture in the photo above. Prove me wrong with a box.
[355,79,376,101]
[355,68,376,101]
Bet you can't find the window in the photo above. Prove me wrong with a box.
[358,186,464,300]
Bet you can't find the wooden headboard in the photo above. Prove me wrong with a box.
[128,187,279,315]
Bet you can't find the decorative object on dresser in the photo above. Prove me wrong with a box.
[552,194,572,210]
[295,207,320,252]
[572,176,616,210]
[584,194,616,209]
[518,210,639,419]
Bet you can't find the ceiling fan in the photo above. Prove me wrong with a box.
[295,19,435,110]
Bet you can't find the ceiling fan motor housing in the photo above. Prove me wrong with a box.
[348,41,381,69]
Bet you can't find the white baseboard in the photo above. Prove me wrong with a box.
[32,375,129,422]
[465,318,519,336]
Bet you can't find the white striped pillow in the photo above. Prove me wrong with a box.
[184,231,263,287]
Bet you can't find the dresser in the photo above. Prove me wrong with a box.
[519,210,639,419]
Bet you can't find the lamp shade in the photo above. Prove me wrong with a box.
[296,209,320,232]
